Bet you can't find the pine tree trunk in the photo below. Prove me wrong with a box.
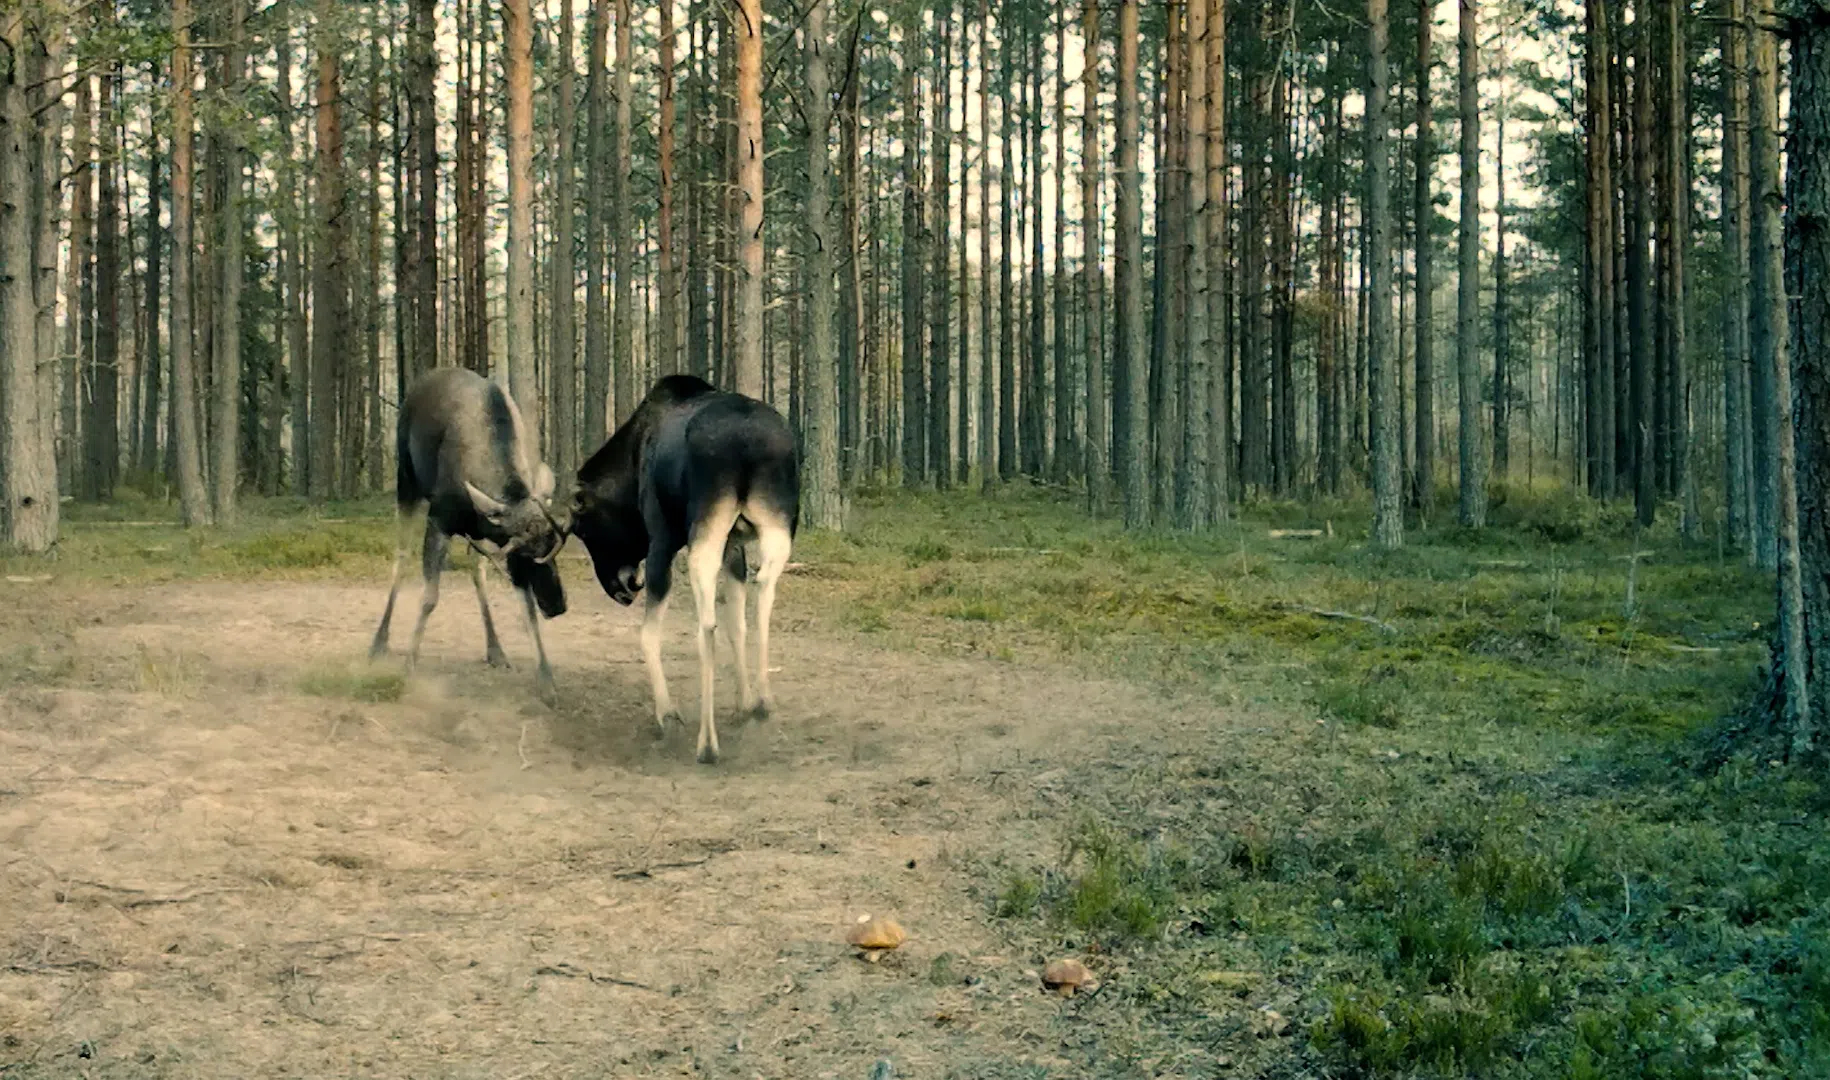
[997,15,1015,483]
[278,31,309,492]
[311,0,349,498]
[1176,0,1208,528]
[1586,0,1617,500]
[1205,0,1227,521]
[90,66,122,502]
[1082,0,1105,508]
[1117,0,1146,528]
[29,9,66,540]
[657,0,679,383]
[62,70,91,496]
[139,124,162,478]
[958,52,972,485]
[209,0,245,516]
[364,14,384,490]
[1053,9,1074,485]
[1627,7,1657,526]
[612,0,635,417]
[585,0,609,443]
[1319,63,1340,497]
[1270,47,1294,495]
[802,0,842,529]
[1720,0,1753,547]
[169,0,210,523]
[505,0,539,446]
[551,0,579,475]
[1028,26,1048,482]
[1,10,60,551]
[979,0,997,489]
[900,17,926,487]
[1412,0,1434,509]
[1493,79,1511,485]
[1779,5,1827,753]
[841,16,865,485]
[928,1,952,488]
[731,0,765,399]
[1151,13,1182,516]
[1367,0,1402,548]
[1666,0,1693,536]
[1456,0,1484,527]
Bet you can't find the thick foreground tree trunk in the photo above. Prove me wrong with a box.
[1367,0,1402,548]
[171,0,210,523]
[1456,0,1484,527]
[731,0,764,399]
[1117,0,1147,529]
[801,0,842,530]
[504,0,539,443]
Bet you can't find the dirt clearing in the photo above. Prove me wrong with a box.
[1,571,1278,1078]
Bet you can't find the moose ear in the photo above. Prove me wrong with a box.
[466,481,510,520]
[532,462,557,502]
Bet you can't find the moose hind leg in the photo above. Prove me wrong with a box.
[719,568,757,716]
[370,506,419,659]
[640,541,682,734]
[472,556,510,667]
[406,522,451,672]
[750,519,793,717]
[687,503,739,764]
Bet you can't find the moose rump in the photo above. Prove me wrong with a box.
[571,375,800,764]
[370,367,568,693]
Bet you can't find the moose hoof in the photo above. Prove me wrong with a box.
[368,641,390,662]
[535,669,557,699]
[486,650,511,669]
[696,744,720,765]
[655,711,682,738]
[743,702,770,724]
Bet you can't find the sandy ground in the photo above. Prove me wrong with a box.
[1,565,1284,1078]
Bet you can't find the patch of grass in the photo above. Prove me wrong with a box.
[993,871,1041,919]
[1313,676,1405,729]
[300,666,407,703]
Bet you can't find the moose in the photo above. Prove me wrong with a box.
[570,375,799,764]
[370,367,569,693]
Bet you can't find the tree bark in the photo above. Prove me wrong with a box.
[585,0,609,443]
[91,65,121,501]
[504,0,539,444]
[1627,7,1657,526]
[732,0,765,399]
[802,0,842,529]
[1027,25,1048,482]
[841,13,865,484]
[170,0,209,523]
[62,66,90,495]
[1412,0,1434,509]
[1780,2,1828,754]
[1117,0,1146,528]
[900,15,926,486]
[1493,76,1511,485]
[1666,0,1693,535]
[1587,0,1618,500]
[1082,0,1105,509]
[979,0,997,489]
[1176,0,1208,528]
[139,118,162,478]
[1053,8,1074,485]
[612,0,635,417]
[1720,0,1753,547]
[1152,10,1182,515]
[997,12,1015,483]
[1367,0,1402,548]
[209,0,245,516]
[1456,0,1484,527]
[311,0,350,498]
[549,0,578,473]
[1205,0,1227,522]
[928,1,952,487]
[657,0,679,383]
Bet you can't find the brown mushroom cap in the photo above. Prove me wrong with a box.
[847,915,906,951]
[1042,958,1093,995]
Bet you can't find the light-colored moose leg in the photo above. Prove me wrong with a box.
[370,507,420,659]
[640,573,678,735]
[406,523,451,673]
[519,587,556,696]
[750,518,793,717]
[472,556,510,667]
[720,568,757,716]
[686,502,739,764]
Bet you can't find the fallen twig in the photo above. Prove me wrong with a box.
[612,856,712,880]
[3,960,103,976]
[533,963,654,991]
[120,889,233,909]
[1268,529,1324,540]
[1280,604,1398,635]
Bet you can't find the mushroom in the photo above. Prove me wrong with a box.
[846,915,906,962]
[1041,958,1095,997]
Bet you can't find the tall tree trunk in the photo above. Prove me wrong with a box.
[731,0,765,398]
[169,0,209,523]
[1748,8,1793,583]
[1028,25,1048,482]
[585,0,609,442]
[1,7,61,550]
[62,68,91,495]
[657,0,679,382]
[551,0,579,475]
[900,16,926,486]
[1270,39,1294,495]
[1082,0,1105,509]
[279,30,309,492]
[1720,0,1752,547]
[841,14,865,484]
[1627,7,1657,526]
[1176,0,1208,528]
[1778,5,1827,753]
[979,0,996,489]
[1367,0,1402,548]
[1666,0,1693,535]
[363,12,383,490]
[1205,0,1227,521]
[959,43,972,485]
[1318,59,1340,497]
[90,66,121,501]
[505,0,539,444]
[1117,0,1146,528]
[28,7,66,541]
[1152,11,1182,515]
[312,0,349,498]
[997,14,1015,483]
[1493,78,1511,484]
[928,1,952,487]
[802,0,842,529]
[1051,9,1073,484]
[209,0,245,516]
[1456,0,1484,526]
[139,123,163,478]
[408,0,437,378]
[1587,0,1618,500]
[612,0,635,418]
[1412,0,1434,509]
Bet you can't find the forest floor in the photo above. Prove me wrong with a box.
[0,485,1823,1079]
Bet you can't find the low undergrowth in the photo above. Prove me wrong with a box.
[10,481,1820,1076]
